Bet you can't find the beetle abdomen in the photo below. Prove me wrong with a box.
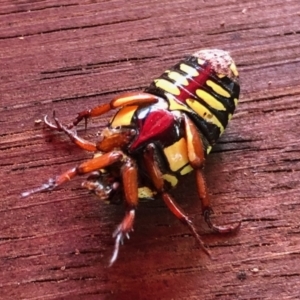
[145,49,240,152]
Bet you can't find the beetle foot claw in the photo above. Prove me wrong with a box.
[44,111,68,133]
[204,208,241,234]
[109,227,132,267]
[109,210,135,266]
[48,111,79,136]
[52,111,66,132]
[44,114,59,131]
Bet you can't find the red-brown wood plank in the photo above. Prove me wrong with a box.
[1,0,300,299]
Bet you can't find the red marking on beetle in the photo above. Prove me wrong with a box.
[176,64,212,103]
[130,110,175,150]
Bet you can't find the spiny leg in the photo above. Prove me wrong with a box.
[109,157,139,266]
[45,111,97,152]
[21,145,138,265]
[183,114,241,233]
[143,143,211,257]
[21,151,124,198]
[162,193,211,257]
[45,111,136,153]
[110,209,135,266]
[67,92,158,129]
[195,170,241,233]
[43,93,157,150]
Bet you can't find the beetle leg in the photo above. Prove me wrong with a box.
[46,111,97,152]
[22,148,138,266]
[183,114,205,169]
[44,114,61,131]
[195,170,241,233]
[68,92,158,129]
[21,151,124,198]
[143,144,211,257]
[109,157,138,266]
[184,115,241,233]
[110,209,135,266]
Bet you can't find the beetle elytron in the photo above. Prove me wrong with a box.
[22,49,241,265]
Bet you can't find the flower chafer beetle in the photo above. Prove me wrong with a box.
[22,49,240,266]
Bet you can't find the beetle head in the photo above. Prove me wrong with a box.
[96,127,136,152]
[82,169,121,203]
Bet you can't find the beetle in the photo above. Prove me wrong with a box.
[22,49,240,266]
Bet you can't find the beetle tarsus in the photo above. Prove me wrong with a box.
[203,208,241,234]
[21,178,56,198]
[45,111,78,133]
[44,114,60,131]
[109,233,122,267]
[109,209,135,266]
[109,229,131,267]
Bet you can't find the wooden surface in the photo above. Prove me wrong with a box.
[1,1,300,299]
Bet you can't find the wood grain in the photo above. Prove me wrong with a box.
[1,0,300,299]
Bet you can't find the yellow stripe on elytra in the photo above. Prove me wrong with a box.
[230,62,239,77]
[234,98,238,106]
[179,63,199,77]
[196,89,226,111]
[206,80,231,98]
[165,94,192,113]
[167,71,189,86]
[111,105,138,127]
[154,79,180,96]
[186,98,224,134]
[162,174,178,187]
[164,138,189,172]
[206,145,212,154]
[180,164,193,175]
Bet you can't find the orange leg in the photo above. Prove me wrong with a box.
[195,170,241,233]
[43,93,157,150]
[184,115,241,233]
[183,114,205,169]
[21,151,124,197]
[109,157,139,266]
[143,144,211,257]
[110,209,135,266]
[44,112,97,152]
[45,111,136,153]
[66,92,158,128]
[21,149,139,266]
